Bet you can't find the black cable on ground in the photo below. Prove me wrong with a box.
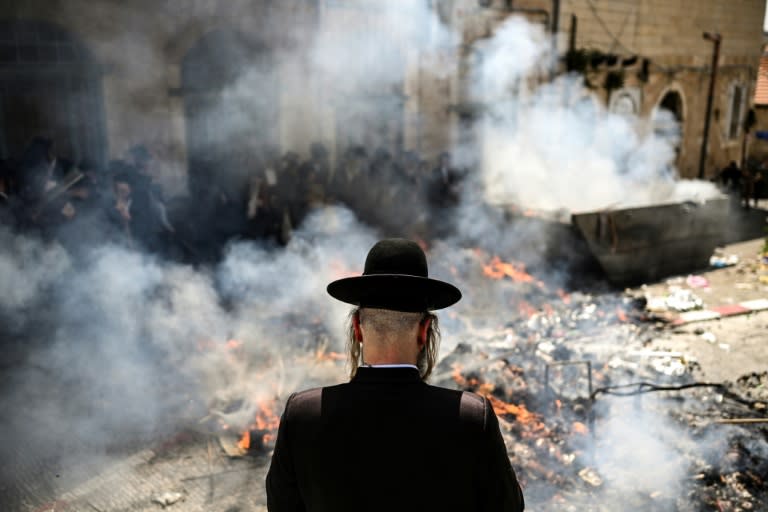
[590,381,761,408]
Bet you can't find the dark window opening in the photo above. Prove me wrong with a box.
[0,20,106,167]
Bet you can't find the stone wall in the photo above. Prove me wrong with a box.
[450,0,765,178]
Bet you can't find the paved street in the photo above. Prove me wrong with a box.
[635,235,768,383]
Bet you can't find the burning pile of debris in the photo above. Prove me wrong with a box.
[429,251,767,510]
[13,244,765,512]
[214,249,767,510]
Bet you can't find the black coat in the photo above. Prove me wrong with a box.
[266,367,524,512]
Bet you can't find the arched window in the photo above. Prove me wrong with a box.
[654,89,685,164]
[0,20,106,165]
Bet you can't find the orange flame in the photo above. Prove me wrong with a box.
[237,399,282,452]
[483,256,535,282]
[481,255,547,290]
[237,430,251,451]
[254,401,281,431]
[572,421,589,435]
[486,395,541,426]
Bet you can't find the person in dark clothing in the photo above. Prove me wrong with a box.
[17,136,56,205]
[330,145,367,214]
[0,159,18,226]
[266,238,525,512]
[123,148,176,254]
[427,151,462,209]
[245,154,291,246]
[717,160,742,200]
[75,158,111,215]
[426,152,464,238]
[392,150,429,238]
[294,143,331,221]
[278,151,304,230]
[248,191,287,245]
[309,142,331,189]
[742,158,765,209]
[104,169,135,247]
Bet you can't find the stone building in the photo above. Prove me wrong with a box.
[446,0,766,179]
[0,0,764,196]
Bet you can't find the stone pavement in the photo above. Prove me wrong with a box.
[635,236,768,384]
[7,432,272,512]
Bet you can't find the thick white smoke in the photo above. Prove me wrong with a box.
[473,16,723,213]
[0,208,374,474]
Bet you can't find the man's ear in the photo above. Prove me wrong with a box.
[418,316,431,347]
[352,311,363,342]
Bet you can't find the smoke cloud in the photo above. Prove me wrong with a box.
[472,16,723,213]
[0,208,374,475]
[0,3,750,511]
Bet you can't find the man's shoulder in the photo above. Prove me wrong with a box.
[285,382,354,416]
[284,387,323,419]
[424,385,490,426]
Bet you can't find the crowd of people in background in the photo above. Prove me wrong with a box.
[0,136,467,264]
[716,159,766,209]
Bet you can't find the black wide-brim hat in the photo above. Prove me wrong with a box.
[327,238,462,312]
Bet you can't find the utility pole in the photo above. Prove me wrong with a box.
[551,0,561,76]
[699,32,721,180]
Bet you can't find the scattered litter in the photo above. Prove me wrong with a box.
[578,467,603,487]
[624,350,692,376]
[699,332,717,344]
[152,491,185,508]
[718,343,731,352]
[686,275,710,288]
[628,350,686,358]
[709,254,739,268]
[536,340,556,355]
[646,296,670,312]
[650,287,704,312]
[649,356,688,376]
[607,355,638,370]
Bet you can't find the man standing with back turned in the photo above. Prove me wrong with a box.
[266,238,525,511]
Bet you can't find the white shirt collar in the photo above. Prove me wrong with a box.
[364,363,418,370]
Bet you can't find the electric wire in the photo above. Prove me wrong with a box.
[584,0,636,55]
[590,381,762,409]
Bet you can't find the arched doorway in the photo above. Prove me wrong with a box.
[181,30,278,201]
[0,20,107,165]
[654,89,685,166]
